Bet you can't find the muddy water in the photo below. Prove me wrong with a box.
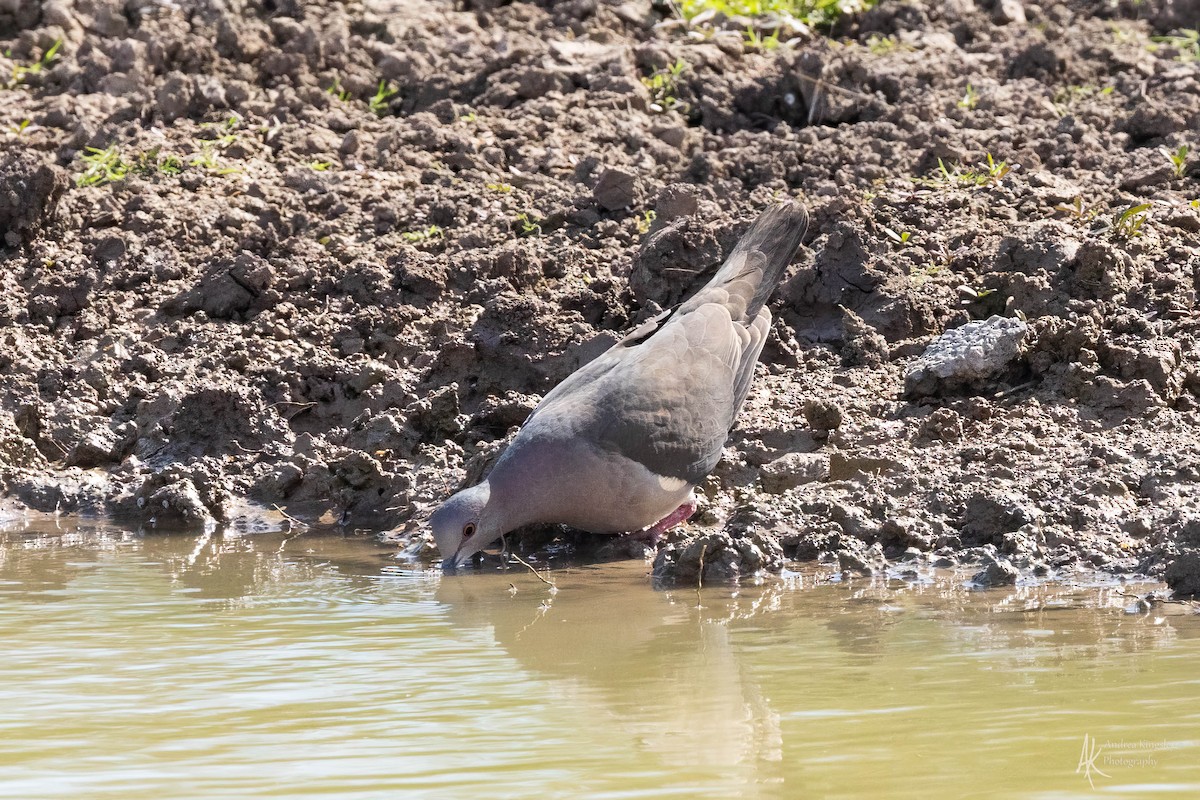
[0,522,1197,800]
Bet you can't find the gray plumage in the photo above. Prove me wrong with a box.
[431,203,809,567]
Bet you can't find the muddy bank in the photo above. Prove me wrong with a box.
[1,0,1199,591]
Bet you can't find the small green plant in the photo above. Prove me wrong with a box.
[1150,29,1200,61]
[1112,203,1152,239]
[9,38,61,86]
[460,111,477,123]
[744,27,781,51]
[958,83,978,111]
[516,212,542,237]
[308,160,333,171]
[1049,84,1114,117]
[8,119,31,136]
[636,209,657,234]
[326,78,351,102]
[369,79,399,115]
[642,59,688,114]
[677,0,876,27]
[486,182,514,193]
[919,154,1011,189]
[132,147,184,176]
[190,144,240,174]
[76,145,128,187]
[1053,196,1099,221]
[865,33,899,55]
[1163,144,1189,178]
[880,225,911,247]
[401,225,444,243]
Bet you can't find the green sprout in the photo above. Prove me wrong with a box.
[9,38,61,87]
[1112,203,1151,239]
[369,80,399,115]
[958,83,978,111]
[918,154,1011,189]
[1053,196,1099,221]
[641,59,688,114]
[460,111,478,123]
[865,34,899,55]
[401,225,444,243]
[636,209,657,234]
[326,78,352,102]
[677,0,876,28]
[9,119,31,136]
[133,147,185,176]
[1163,144,1189,179]
[190,144,240,174]
[515,212,542,237]
[744,27,781,51]
[1150,29,1200,62]
[880,225,911,247]
[308,160,333,171]
[76,145,128,187]
[486,182,514,193]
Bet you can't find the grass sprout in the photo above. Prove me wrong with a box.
[642,59,688,114]
[1150,29,1200,61]
[401,225,444,243]
[516,212,542,237]
[1163,144,1189,178]
[369,80,399,115]
[76,145,128,187]
[677,0,875,27]
[958,83,978,110]
[1112,203,1151,239]
[9,38,61,86]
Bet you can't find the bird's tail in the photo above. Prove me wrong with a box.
[686,202,809,321]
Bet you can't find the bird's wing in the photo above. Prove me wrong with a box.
[524,302,750,484]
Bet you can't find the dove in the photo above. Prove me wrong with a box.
[431,202,809,568]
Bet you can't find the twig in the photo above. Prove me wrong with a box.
[272,504,309,529]
[695,543,707,607]
[508,551,556,588]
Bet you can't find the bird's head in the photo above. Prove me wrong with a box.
[430,482,499,569]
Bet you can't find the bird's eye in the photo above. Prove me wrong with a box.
[462,523,476,541]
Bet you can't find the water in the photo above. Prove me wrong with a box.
[0,521,1197,799]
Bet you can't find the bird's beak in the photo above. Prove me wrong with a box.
[442,545,466,571]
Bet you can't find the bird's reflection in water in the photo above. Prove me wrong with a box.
[434,564,787,789]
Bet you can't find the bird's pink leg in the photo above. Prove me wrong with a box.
[633,498,697,545]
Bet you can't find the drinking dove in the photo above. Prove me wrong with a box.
[431,202,809,567]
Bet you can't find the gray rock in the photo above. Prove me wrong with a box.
[972,553,1019,587]
[760,452,830,493]
[804,398,844,432]
[1165,551,1200,597]
[593,167,637,211]
[905,315,1027,397]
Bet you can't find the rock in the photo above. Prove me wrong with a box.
[760,452,829,493]
[1165,551,1200,597]
[629,215,722,307]
[0,412,45,470]
[654,184,700,221]
[993,0,1026,23]
[593,167,637,211]
[838,541,887,575]
[406,384,465,438]
[972,553,1019,587]
[840,307,889,367]
[905,315,1027,398]
[961,491,1043,547]
[804,398,843,433]
[67,424,134,468]
[0,151,69,248]
[651,528,783,585]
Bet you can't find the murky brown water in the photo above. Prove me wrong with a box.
[1,520,1198,799]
